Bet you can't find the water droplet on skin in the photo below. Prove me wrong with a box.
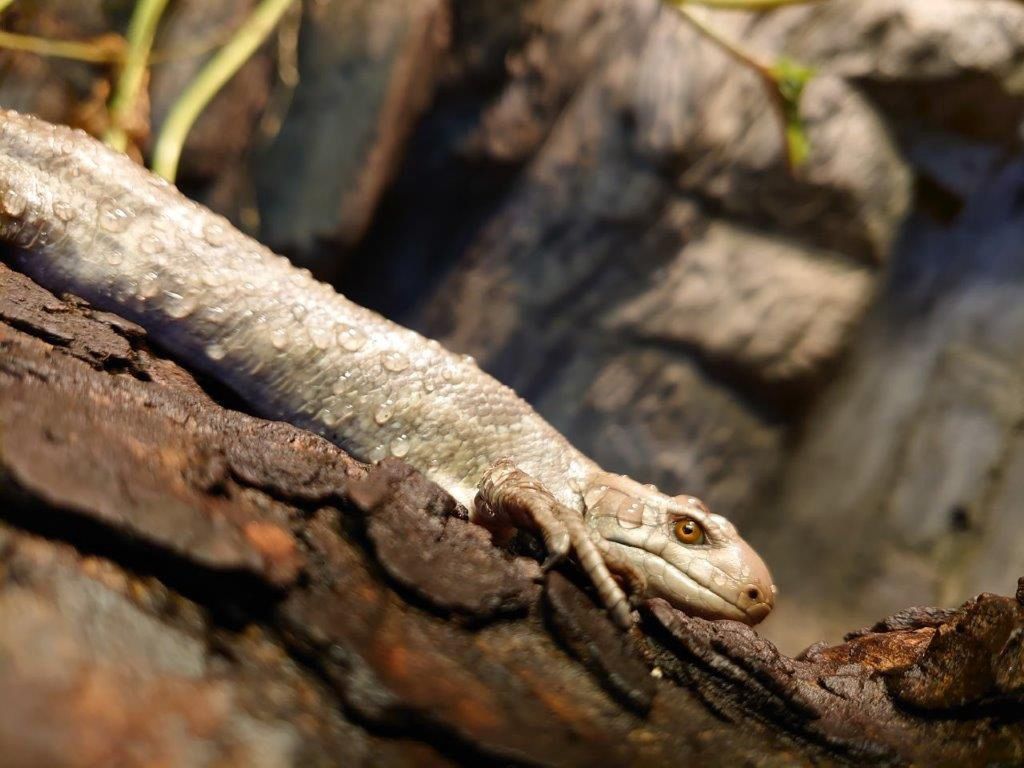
[52,201,74,222]
[165,292,196,319]
[441,365,459,383]
[390,435,410,458]
[107,248,124,265]
[54,136,74,156]
[138,273,160,299]
[332,372,354,395]
[203,221,227,246]
[291,304,307,320]
[338,325,366,351]
[271,328,289,350]
[309,325,332,350]
[423,378,436,392]
[206,343,227,361]
[381,350,410,372]
[97,199,132,233]
[461,353,476,366]
[618,503,643,530]
[140,234,164,255]
[28,224,50,248]
[1,189,27,217]
[374,401,394,425]
[369,444,387,462]
[322,409,341,428]
[202,270,225,287]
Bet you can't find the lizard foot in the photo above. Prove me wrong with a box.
[475,459,634,629]
[594,535,648,606]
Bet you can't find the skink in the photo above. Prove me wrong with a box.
[0,109,775,628]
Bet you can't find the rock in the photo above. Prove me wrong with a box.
[256,0,450,257]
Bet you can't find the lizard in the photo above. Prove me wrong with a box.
[0,108,775,629]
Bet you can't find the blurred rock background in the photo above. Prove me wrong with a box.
[4,0,1024,655]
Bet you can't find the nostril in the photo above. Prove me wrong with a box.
[746,587,760,601]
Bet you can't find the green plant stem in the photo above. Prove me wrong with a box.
[673,4,771,74]
[0,30,122,63]
[0,28,227,68]
[151,0,295,182]
[675,0,826,9]
[104,0,171,152]
[671,2,814,170]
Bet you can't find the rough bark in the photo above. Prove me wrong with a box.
[1,262,1022,766]
[3,0,1024,763]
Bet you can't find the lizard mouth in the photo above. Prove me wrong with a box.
[604,540,752,623]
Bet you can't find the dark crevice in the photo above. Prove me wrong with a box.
[224,463,356,514]
[97,353,151,379]
[0,470,544,766]
[621,334,805,426]
[330,1,612,325]
[889,695,1024,728]
[148,339,259,414]
[641,617,897,766]
[340,146,526,325]
[273,629,542,768]
[0,312,154,383]
[0,314,75,349]
[0,453,543,764]
[858,74,1024,149]
[667,165,886,270]
[913,172,966,224]
[0,467,284,630]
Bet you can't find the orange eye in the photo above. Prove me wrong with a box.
[674,518,705,545]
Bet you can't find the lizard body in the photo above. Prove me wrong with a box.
[0,109,774,627]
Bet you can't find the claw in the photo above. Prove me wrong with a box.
[609,600,634,630]
[541,551,566,572]
[541,529,571,562]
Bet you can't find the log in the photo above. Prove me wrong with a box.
[3,0,1024,764]
[1,262,1021,766]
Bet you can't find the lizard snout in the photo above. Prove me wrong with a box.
[737,582,774,624]
[734,540,776,625]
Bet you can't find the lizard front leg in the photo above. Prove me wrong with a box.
[475,459,634,629]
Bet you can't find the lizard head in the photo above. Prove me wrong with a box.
[584,473,775,625]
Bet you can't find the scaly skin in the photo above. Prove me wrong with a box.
[0,109,775,627]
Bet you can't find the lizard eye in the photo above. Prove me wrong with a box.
[674,518,705,545]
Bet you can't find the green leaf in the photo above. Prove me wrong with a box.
[768,56,815,169]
